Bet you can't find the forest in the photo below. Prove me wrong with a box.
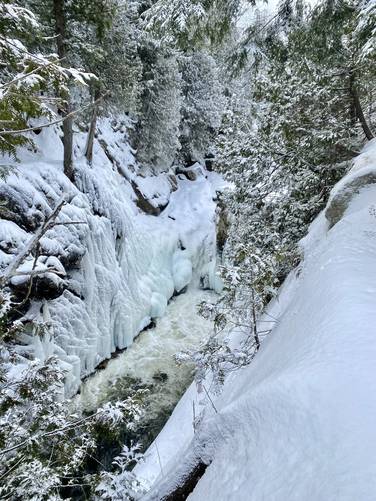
[0,0,375,499]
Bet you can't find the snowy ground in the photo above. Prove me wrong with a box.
[140,139,376,500]
[0,117,223,396]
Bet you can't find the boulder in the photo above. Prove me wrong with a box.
[176,163,205,181]
[131,181,167,216]
[325,170,376,228]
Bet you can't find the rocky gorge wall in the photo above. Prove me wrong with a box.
[0,117,224,396]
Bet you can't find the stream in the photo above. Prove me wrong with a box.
[72,288,215,466]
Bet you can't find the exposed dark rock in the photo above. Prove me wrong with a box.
[168,174,178,192]
[325,171,376,228]
[170,285,188,300]
[131,180,168,216]
[33,273,67,299]
[176,164,205,182]
[152,371,168,383]
[11,273,67,301]
[0,184,43,231]
[144,319,156,330]
[59,245,86,269]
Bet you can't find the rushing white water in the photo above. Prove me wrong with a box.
[73,289,215,425]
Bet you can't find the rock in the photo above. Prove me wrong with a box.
[176,163,205,182]
[10,255,67,301]
[152,371,168,383]
[131,180,168,216]
[11,272,67,301]
[325,170,376,228]
[168,174,178,192]
[60,244,86,269]
[0,184,43,231]
[33,273,67,300]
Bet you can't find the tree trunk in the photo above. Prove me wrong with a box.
[348,73,357,127]
[63,100,74,180]
[85,90,100,165]
[162,462,208,501]
[349,71,374,141]
[53,0,74,180]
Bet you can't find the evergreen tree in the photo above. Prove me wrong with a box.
[143,0,250,49]
[213,0,375,343]
[94,0,144,116]
[0,1,86,161]
[21,0,117,177]
[135,51,182,171]
[180,51,225,164]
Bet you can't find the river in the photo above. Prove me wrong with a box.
[72,288,215,462]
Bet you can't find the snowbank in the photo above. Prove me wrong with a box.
[142,139,376,500]
[0,117,222,396]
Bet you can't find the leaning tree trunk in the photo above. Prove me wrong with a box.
[349,71,374,141]
[85,89,100,165]
[53,0,74,180]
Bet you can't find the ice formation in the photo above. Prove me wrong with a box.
[0,117,223,396]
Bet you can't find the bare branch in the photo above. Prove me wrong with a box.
[0,92,109,136]
[0,197,67,288]
[10,268,66,279]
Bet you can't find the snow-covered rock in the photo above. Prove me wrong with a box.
[141,139,376,500]
[326,139,376,228]
[0,117,222,396]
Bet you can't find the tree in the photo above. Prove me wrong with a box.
[52,0,74,178]
[89,0,144,116]
[143,0,250,50]
[0,1,84,161]
[179,51,225,165]
[82,0,144,163]
[212,0,375,345]
[21,0,117,176]
[135,51,182,171]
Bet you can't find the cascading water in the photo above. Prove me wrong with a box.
[72,288,216,458]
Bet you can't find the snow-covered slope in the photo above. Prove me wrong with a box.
[0,118,223,396]
[142,139,376,500]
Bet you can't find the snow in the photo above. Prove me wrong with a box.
[141,140,376,500]
[0,116,222,397]
[0,220,28,253]
[134,173,174,209]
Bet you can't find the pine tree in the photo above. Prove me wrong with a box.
[135,51,182,171]
[143,0,250,49]
[20,0,117,176]
[0,1,84,161]
[180,51,225,164]
[212,0,375,346]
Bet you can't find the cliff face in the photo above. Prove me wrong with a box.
[0,117,223,396]
[140,140,376,501]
